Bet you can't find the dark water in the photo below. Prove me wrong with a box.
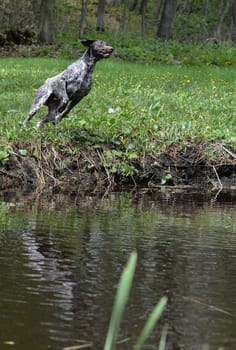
[0,190,235,350]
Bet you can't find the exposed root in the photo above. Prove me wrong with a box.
[212,165,223,190]
[0,142,235,192]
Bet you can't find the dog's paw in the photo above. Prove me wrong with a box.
[36,120,45,133]
[62,98,69,105]
[54,115,61,124]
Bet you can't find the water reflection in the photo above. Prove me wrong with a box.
[0,190,235,350]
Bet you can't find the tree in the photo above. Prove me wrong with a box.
[232,0,236,43]
[157,0,177,40]
[130,0,139,11]
[120,0,129,32]
[37,0,56,43]
[140,0,148,37]
[97,0,106,32]
[31,0,40,29]
[154,0,163,19]
[79,0,90,38]
[213,0,230,41]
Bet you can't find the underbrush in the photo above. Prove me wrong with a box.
[0,57,235,181]
[2,31,235,68]
[107,36,236,67]
[53,28,236,66]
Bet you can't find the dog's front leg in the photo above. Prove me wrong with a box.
[54,98,81,124]
[53,77,69,112]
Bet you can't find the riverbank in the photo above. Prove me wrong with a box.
[0,58,235,192]
[1,142,235,192]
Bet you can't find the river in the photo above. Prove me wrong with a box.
[0,189,235,350]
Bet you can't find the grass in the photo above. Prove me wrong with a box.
[104,251,168,350]
[0,56,235,172]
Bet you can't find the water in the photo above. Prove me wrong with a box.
[0,190,235,350]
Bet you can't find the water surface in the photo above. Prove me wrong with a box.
[0,190,235,350]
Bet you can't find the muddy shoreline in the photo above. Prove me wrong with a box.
[1,143,235,193]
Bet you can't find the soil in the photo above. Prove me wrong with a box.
[0,143,235,193]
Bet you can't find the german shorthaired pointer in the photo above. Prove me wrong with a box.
[23,40,113,130]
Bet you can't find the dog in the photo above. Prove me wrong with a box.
[23,39,113,130]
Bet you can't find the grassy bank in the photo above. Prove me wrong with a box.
[0,56,235,189]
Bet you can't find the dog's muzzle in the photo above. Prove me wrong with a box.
[102,47,114,58]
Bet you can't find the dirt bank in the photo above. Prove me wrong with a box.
[0,142,235,193]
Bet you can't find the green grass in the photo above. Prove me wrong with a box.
[0,57,235,167]
[104,251,168,350]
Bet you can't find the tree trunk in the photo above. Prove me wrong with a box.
[204,0,209,18]
[97,0,106,32]
[120,0,129,32]
[31,0,41,28]
[154,0,163,19]
[38,0,56,44]
[79,0,90,38]
[232,0,236,43]
[212,0,229,41]
[130,0,139,11]
[140,0,148,37]
[157,0,177,40]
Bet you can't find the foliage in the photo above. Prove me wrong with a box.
[104,251,137,350]
[106,34,236,66]
[0,142,10,163]
[0,0,235,44]
[104,251,168,350]
[30,33,236,67]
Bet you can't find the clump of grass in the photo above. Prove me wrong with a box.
[104,251,168,350]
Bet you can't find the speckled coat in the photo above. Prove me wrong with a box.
[23,40,113,130]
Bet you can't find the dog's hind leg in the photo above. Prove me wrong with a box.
[36,98,60,131]
[54,97,83,124]
[37,109,57,132]
[23,85,52,127]
[23,104,43,127]
[52,77,69,112]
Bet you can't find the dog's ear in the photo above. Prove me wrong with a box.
[80,39,96,47]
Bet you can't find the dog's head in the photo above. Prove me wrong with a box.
[81,39,113,59]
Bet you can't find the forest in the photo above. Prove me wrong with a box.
[0,0,235,47]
